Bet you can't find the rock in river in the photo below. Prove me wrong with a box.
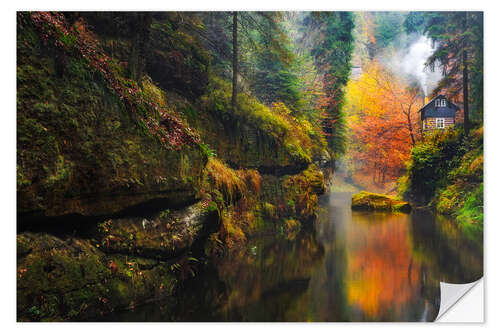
[351,191,411,213]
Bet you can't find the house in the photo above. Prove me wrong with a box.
[418,95,461,132]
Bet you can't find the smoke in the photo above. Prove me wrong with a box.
[378,34,442,96]
[400,35,441,96]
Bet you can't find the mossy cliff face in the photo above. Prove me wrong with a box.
[163,77,330,245]
[255,164,326,240]
[16,13,212,321]
[199,159,327,251]
[16,13,332,321]
[17,16,207,218]
[267,164,326,221]
[188,79,323,175]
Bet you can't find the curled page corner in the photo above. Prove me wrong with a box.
[435,278,483,322]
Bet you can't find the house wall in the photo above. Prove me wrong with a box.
[422,117,455,131]
[455,109,464,124]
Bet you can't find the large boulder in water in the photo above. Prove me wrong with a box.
[351,191,411,213]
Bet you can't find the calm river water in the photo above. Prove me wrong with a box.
[98,192,483,322]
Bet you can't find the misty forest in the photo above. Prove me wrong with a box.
[17,11,483,322]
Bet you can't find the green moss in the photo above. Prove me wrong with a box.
[205,201,218,213]
[262,202,276,220]
[302,164,326,194]
[352,191,411,213]
[95,199,218,259]
[196,77,318,170]
[17,25,207,217]
[437,183,483,241]
[17,232,181,321]
[254,164,326,231]
[401,126,483,240]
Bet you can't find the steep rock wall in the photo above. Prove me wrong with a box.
[17,21,207,219]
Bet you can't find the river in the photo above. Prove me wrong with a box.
[96,191,483,322]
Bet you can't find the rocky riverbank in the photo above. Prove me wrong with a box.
[17,12,331,321]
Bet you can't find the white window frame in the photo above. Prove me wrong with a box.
[435,99,446,107]
[436,118,445,129]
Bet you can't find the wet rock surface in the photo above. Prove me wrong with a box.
[16,199,218,321]
[351,191,412,213]
[98,199,219,259]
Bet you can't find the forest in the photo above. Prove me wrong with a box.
[16,11,483,322]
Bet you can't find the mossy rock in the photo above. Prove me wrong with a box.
[302,164,326,195]
[17,232,179,321]
[181,78,317,175]
[192,107,309,175]
[257,164,325,227]
[351,191,411,213]
[96,199,219,259]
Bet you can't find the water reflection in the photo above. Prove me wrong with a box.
[345,212,423,319]
[97,192,482,322]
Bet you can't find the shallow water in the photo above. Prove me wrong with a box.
[97,192,483,322]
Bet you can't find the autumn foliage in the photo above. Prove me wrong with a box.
[345,61,421,190]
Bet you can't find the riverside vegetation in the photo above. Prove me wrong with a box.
[16,12,339,321]
[399,126,483,241]
[16,11,483,322]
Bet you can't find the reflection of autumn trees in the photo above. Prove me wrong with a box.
[345,61,420,190]
[345,212,421,318]
[344,210,482,320]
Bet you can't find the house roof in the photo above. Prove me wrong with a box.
[418,94,460,119]
[423,107,457,118]
[418,94,460,113]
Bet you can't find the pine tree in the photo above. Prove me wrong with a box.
[306,12,355,155]
[422,11,483,134]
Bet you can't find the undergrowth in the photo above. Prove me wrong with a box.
[203,158,262,252]
[399,126,483,240]
[201,77,327,164]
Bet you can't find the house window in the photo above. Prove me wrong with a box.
[436,118,445,129]
[435,99,446,107]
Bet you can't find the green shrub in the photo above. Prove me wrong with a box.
[399,126,483,239]
[402,128,467,204]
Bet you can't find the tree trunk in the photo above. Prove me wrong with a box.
[407,110,416,146]
[129,13,153,85]
[463,50,470,135]
[463,13,470,135]
[232,11,238,113]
